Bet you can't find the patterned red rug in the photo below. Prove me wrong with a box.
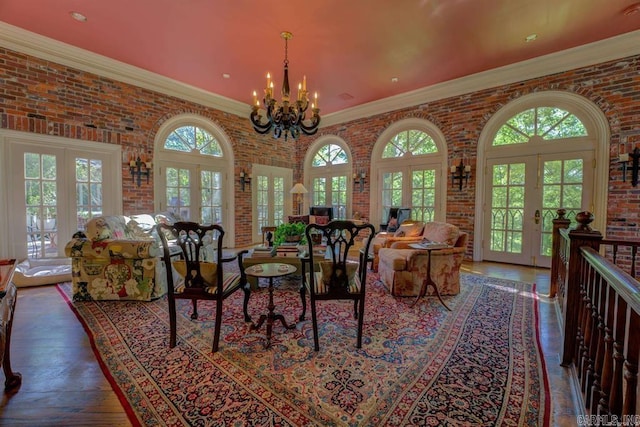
[57,272,550,426]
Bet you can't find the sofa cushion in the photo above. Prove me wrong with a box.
[422,222,459,246]
[129,214,157,232]
[394,221,424,238]
[125,220,154,240]
[85,216,129,241]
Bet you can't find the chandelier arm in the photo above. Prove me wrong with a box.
[299,115,321,133]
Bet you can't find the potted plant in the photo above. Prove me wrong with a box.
[273,222,307,247]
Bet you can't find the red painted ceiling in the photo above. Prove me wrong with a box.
[1,0,639,114]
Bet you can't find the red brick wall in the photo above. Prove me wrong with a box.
[0,47,293,246]
[2,46,639,253]
[297,56,640,254]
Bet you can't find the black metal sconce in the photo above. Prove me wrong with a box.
[353,170,366,192]
[129,154,151,187]
[620,147,640,187]
[450,159,471,191]
[240,170,252,191]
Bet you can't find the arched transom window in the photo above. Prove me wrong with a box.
[382,130,438,158]
[164,125,223,156]
[493,107,587,146]
[312,143,348,166]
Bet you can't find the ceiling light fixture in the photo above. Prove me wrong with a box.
[250,31,320,141]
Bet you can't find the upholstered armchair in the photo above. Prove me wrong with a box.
[368,221,426,272]
[377,222,468,297]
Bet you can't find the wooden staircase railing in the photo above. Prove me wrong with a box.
[550,209,640,419]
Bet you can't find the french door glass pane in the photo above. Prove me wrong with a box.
[540,158,583,256]
[381,171,403,221]
[312,177,327,206]
[201,170,222,224]
[411,169,436,222]
[75,157,103,231]
[331,175,347,219]
[25,153,58,259]
[166,167,191,220]
[490,163,525,253]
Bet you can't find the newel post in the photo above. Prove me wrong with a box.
[561,211,603,367]
[550,209,571,298]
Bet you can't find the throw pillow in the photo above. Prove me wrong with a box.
[314,215,330,225]
[288,215,309,224]
[172,260,217,287]
[319,260,358,287]
[387,217,399,232]
[125,220,154,240]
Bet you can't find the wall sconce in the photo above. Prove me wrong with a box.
[240,170,252,191]
[620,147,640,187]
[128,151,152,187]
[450,159,471,191]
[353,170,366,192]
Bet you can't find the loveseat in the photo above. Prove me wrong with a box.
[377,222,468,297]
[64,213,178,301]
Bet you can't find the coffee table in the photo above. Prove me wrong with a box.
[245,263,297,348]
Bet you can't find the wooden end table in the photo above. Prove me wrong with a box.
[244,263,297,348]
[408,243,452,311]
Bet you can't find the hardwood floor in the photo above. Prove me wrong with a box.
[0,261,578,426]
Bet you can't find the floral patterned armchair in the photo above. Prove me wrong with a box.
[377,222,468,297]
[64,214,176,301]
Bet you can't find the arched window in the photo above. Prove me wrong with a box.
[306,140,351,219]
[155,116,235,244]
[371,120,447,226]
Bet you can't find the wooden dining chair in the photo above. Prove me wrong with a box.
[157,221,250,352]
[300,220,375,351]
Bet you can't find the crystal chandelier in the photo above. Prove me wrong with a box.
[250,31,320,141]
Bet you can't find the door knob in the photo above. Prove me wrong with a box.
[534,209,541,224]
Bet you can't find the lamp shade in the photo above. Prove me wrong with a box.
[290,183,308,194]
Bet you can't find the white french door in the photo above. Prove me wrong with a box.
[3,133,120,259]
[252,165,292,243]
[158,161,224,226]
[377,164,443,225]
[483,151,594,267]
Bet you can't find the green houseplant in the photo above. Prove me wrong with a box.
[273,222,307,247]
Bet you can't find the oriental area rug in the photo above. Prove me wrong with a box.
[57,272,550,426]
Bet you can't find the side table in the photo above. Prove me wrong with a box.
[0,259,21,390]
[408,243,452,311]
[245,263,297,348]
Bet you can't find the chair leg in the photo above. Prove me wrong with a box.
[353,300,358,319]
[242,287,252,322]
[310,301,320,352]
[356,297,365,349]
[299,284,307,322]
[191,299,198,320]
[168,296,178,348]
[212,299,223,352]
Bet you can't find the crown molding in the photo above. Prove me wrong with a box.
[0,21,249,117]
[322,30,640,127]
[0,22,638,127]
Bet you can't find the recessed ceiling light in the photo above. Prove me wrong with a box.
[70,11,87,22]
[222,73,230,79]
[525,34,537,43]
[391,77,399,83]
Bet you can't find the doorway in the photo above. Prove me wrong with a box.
[474,92,609,267]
